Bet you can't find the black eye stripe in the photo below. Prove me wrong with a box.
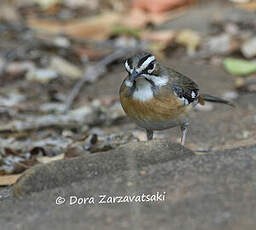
[137,54,152,67]
[127,58,133,69]
[145,78,156,88]
[146,61,155,70]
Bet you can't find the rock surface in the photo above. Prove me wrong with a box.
[1,142,256,230]
[13,140,194,195]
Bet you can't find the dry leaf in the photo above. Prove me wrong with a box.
[141,30,176,43]
[132,130,147,141]
[33,0,61,9]
[241,37,256,58]
[0,174,22,186]
[27,9,186,40]
[0,3,21,22]
[236,2,256,11]
[49,56,83,79]
[27,12,121,40]
[141,30,175,58]
[6,61,35,76]
[176,29,200,55]
[124,8,186,28]
[235,76,256,92]
[37,153,65,164]
[26,69,58,83]
[132,0,193,13]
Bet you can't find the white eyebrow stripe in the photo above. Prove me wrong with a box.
[125,60,132,73]
[136,56,156,72]
[191,91,196,98]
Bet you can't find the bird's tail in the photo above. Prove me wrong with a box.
[200,94,235,107]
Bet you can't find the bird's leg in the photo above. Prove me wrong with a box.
[180,123,189,146]
[146,129,153,141]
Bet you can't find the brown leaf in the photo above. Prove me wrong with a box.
[132,0,194,13]
[236,2,256,11]
[27,12,121,40]
[0,174,22,186]
[140,30,176,43]
[27,9,186,41]
[123,8,186,28]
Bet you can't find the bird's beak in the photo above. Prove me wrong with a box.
[130,70,139,82]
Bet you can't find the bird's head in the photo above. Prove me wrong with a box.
[124,52,159,82]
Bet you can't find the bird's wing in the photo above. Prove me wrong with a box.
[166,68,203,105]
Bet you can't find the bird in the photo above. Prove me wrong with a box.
[119,52,234,145]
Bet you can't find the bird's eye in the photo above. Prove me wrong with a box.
[147,62,155,73]
[148,63,154,69]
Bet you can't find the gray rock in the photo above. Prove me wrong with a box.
[0,143,256,230]
[13,140,194,195]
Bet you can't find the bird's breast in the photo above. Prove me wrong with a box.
[120,94,190,124]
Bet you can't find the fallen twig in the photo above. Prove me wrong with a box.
[64,45,146,112]
[0,106,98,133]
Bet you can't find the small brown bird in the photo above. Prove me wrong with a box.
[119,52,233,145]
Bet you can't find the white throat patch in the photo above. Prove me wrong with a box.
[143,74,168,87]
[125,80,133,88]
[133,79,153,102]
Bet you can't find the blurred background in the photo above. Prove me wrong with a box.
[0,0,256,184]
